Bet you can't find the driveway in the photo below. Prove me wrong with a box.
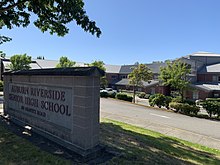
[100,98,220,150]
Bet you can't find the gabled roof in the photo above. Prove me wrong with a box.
[190,51,220,57]
[105,63,167,74]
[2,60,41,70]
[198,63,220,73]
[191,83,220,91]
[35,59,58,68]
[146,63,167,74]
[119,65,137,74]
[113,78,159,87]
[105,64,121,73]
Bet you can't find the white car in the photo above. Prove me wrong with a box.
[100,88,117,94]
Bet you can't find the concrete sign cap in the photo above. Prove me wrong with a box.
[3,66,105,77]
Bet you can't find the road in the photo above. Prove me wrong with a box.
[100,98,220,149]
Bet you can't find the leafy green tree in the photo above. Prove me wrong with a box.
[0,0,101,44]
[128,64,152,103]
[0,35,12,45]
[37,56,45,60]
[159,61,191,101]
[9,54,32,71]
[88,60,108,88]
[88,61,106,71]
[56,56,75,68]
[0,51,6,58]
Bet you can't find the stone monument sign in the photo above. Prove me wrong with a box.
[3,67,104,156]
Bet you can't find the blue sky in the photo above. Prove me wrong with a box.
[1,0,220,65]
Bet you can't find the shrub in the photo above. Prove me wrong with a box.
[137,92,150,99]
[165,96,172,109]
[149,94,156,106]
[144,94,151,99]
[190,105,200,115]
[216,108,220,118]
[171,96,182,103]
[202,101,220,118]
[100,91,108,98]
[108,92,116,98]
[169,102,183,112]
[0,80,3,91]
[206,98,220,102]
[180,103,191,114]
[183,99,196,105]
[116,93,133,102]
[137,92,146,98]
[169,102,200,115]
[149,94,166,108]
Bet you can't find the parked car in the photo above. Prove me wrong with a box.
[100,88,117,95]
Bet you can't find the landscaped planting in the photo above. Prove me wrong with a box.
[116,93,133,102]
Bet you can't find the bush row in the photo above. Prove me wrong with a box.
[137,92,150,99]
[149,94,200,115]
[0,80,3,91]
[116,93,133,102]
[206,98,220,102]
[169,102,200,115]
[100,92,133,102]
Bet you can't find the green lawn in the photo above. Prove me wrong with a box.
[0,118,220,164]
[0,123,71,165]
[100,119,220,165]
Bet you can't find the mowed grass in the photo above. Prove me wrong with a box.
[0,123,71,165]
[100,119,220,165]
[0,118,220,164]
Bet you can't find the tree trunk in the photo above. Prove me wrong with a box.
[133,85,136,103]
[180,88,184,102]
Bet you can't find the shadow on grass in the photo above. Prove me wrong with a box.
[0,118,113,165]
[1,116,220,165]
[100,121,220,165]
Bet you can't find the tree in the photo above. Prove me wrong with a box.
[0,51,6,58]
[37,56,45,60]
[0,0,101,44]
[128,64,152,103]
[88,61,106,71]
[56,56,75,68]
[159,61,191,101]
[9,54,32,71]
[88,60,108,88]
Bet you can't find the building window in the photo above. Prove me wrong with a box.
[153,75,158,79]
[212,75,218,82]
[214,93,219,98]
[218,76,220,82]
[192,91,199,100]
[151,88,155,95]
[120,75,127,79]
[111,75,117,79]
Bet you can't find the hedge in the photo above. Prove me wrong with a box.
[202,101,220,118]
[116,93,133,102]
[206,98,220,102]
[169,102,200,115]
[137,92,150,99]
[100,91,108,98]
[149,94,171,109]
[0,80,3,91]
